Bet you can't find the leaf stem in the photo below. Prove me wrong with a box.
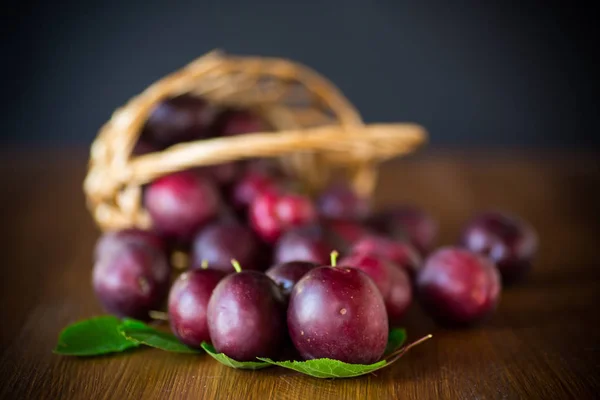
[231,259,242,273]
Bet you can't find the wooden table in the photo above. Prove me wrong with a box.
[1,150,599,399]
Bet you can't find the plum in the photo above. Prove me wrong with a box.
[273,225,333,265]
[215,109,268,136]
[95,228,166,261]
[368,206,438,255]
[207,266,286,361]
[265,261,318,298]
[191,222,261,272]
[316,183,370,220]
[386,267,412,326]
[144,170,220,243]
[351,234,422,278]
[287,262,388,364]
[249,191,317,243]
[460,211,538,283]
[144,94,218,146]
[230,170,279,213]
[168,268,225,347]
[323,219,372,251]
[93,241,170,319]
[338,252,393,299]
[417,247,501,326]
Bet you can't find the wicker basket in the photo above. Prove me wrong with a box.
[84,50,427,232]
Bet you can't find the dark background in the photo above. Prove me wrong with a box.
[2,1,598,149]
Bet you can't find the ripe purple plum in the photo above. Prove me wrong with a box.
[338,252,393,299]
[144,94,218,146]
[386,267,412,326]
[287,262,388,364]
[207,266,286,361]
[168,268,225,347]
[249,191,317,243]
[417,247,501,326]
[368,206,438,255]
[95,228,166,261]
[273,225,334,265]
[93,241,170,319]
[230,170,279,213]
[316,183,370,220]
[460,211,538,283]
[265,261,318,298]
[144,170,220,243]
[191,222,261,272]
[351,234,422,278]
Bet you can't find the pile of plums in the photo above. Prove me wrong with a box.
[92,94,539,362]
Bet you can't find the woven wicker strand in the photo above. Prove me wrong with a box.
[84,50,427,231]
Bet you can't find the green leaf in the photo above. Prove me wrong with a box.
[258,357,386,378]
[384,328,407,355]
[200,342,272,370]
[119,319,202,354]
[258,329,430,379]
[54,316,139,356]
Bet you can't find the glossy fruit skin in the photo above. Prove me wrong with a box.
[386,267,413,326]
[207,271,286,361]
[144,171,220,243]
[417,247,501,326]
[168,269,225,347]
[144,94,218,146]
[351,234,422,279]
[95,228,166,261]
[216,109,268,137]
[249,192,317,243]
[287,266,389,364]
[273,225,333,265]
[317,183,370,220]
[368,206,438,256]
[191,222,261,272]
[460,211,538,283]
[323,219,372,251]
[265,261,318,298]
[93,241,170,319]
[338,253,393,299]
[230,170,279,213]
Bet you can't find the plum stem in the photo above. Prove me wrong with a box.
[149,310,169,322]
[201,260,208,269]
[330,250,339,267]
[231,259,242,273]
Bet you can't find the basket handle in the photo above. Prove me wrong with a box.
[116,123,425,186]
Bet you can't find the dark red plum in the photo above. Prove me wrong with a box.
[338,253,393,299]
[317,183,370,221]
[144,170,220,243]
[249,191,317,243]
[191,222,261,272]
[230,170,279,213]
[368,206,438,255]
[95,228,166,261]
[168,269,225,347]
[93,241,170,319]
[273,225,334,265]
[198,162,240,187]
[265,261,318,298]
[386,267,412,326]
[351,234,422,278]
[144,94,218,146]
[207,270,286,361]
[417,247,501,326]
[323,219,372,251]
[216,109,268,136]
[460,211,538,283]
[288,266,388,364]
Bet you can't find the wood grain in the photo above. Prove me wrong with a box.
[1,150,599,400]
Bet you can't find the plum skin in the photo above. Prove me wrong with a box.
[273,225,333,265]
[207,271,286,361]
[265,261,318,298]
[417,247,501,326]
[144,170,221,243]
[191,222,261,272]
[287,266,389,364]
[168,269,225,347]
[351,234,422,279]
[338,252,393,299]
[460,211,538,283]
[93,242,170,320]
